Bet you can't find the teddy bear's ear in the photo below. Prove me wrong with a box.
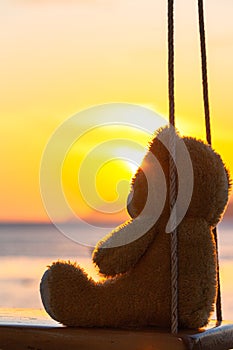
[184,137,231,226]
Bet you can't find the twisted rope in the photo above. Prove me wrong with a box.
[198,0,222,324]
[168,0,175,126]
[168,0,178,334]
[169,131,178,335]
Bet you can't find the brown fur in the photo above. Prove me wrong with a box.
[40,127,231,329]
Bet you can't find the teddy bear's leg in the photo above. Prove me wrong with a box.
[93,218,157,277]
[40,259,163,327]
[40,261,104,327]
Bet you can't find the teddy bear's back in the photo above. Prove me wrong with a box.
[115,216,217,328]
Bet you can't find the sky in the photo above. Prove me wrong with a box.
[1,0,233,223]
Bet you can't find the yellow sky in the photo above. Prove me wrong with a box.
[0,0,233,222]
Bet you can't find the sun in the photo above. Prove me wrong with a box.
[126,161,139,176]
[113,146,145,175]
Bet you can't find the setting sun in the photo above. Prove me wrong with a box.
[0,0,232,223]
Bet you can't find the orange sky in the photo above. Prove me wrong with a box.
[0,0,233,223]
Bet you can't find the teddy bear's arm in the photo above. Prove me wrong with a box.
[92,218,156,277]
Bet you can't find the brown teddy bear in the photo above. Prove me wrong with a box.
[40,127,230,329]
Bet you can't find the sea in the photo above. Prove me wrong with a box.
[0,220,233,321]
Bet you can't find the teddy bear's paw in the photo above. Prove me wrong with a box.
[92,246,126,277]
[92,218,156,277]
[40,261,95,325]
[40,268,57,321]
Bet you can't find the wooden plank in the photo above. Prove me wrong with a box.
[0,309,183,350]
[0,309,233,350]
[0,308,59,327]
[0,325,187,350]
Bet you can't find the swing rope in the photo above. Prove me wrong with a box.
[198,0,211,145]
[167,0,178,334]
[198,0,222,325]
[168,0,222,333]
[168,0,175,126]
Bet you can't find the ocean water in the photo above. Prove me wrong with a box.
[0,220,233,320]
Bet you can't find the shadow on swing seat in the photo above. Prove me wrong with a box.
[0,308,233,350]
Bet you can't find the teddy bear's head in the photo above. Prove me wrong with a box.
[127,127,230,228]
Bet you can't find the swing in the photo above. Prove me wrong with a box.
[1,1,233,349]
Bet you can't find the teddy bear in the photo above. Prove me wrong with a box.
[40,126,230,329]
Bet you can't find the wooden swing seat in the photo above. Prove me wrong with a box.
[1,308,233,350]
